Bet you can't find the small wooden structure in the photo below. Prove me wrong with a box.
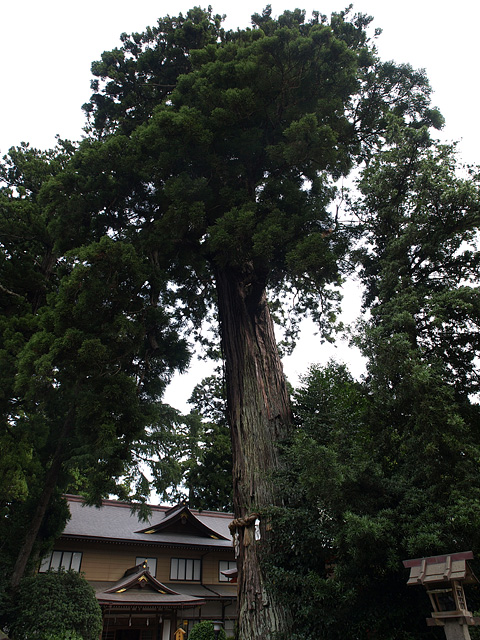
[174,628,186,640]
[403,551,479,639]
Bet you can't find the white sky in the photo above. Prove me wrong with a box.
[1,0,479,408]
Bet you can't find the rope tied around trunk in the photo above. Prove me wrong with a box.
[230,514,262,554]
[229,513,259,533]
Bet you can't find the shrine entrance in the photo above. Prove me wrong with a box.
[116,631,141,640]
[101,615,165,640]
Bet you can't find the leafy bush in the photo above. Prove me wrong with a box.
[189,621,227,640]
[4,570,102,640]
[39,633,83,640]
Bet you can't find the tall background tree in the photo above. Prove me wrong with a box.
[267,132,480,639]
[0,142,190,593]
[177,371,233,512]
[41,6,443,638]
[354,128,480,604]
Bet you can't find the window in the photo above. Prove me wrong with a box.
[219,560,237,582]
[136,556,157,576]
[170,557,201,581]
[39,550,82,573]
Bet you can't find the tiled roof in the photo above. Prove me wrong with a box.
[62,496,233,549]
[164,583,237,599]
[91,582,206,607]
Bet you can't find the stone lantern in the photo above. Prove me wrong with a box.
[403,551,479,640]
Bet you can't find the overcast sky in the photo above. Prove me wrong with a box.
[2,1,478,161]
[1,0,478,404]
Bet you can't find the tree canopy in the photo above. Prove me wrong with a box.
[54,5,442,331]
[0,141,190,588]
[267,133,480,639]
[0,6,458,639]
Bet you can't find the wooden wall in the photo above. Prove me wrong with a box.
[57,539,235,585]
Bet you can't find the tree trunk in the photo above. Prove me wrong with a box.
[215,264,292,640]
[10,458,63,589]
[10,406,75,590]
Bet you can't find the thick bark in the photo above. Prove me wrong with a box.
[215,264,292,640]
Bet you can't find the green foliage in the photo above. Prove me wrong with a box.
[355,129,480,400]
[267,134,480,639]
[4,570,102,640]
[84,7,225,136]
[0,138,191,590]
[268,361,478,639]
[188,621,227,640]
[60,5,442,349]
[0,7,452,638]
[176,371,233,511]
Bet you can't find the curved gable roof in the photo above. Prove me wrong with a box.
[136,503,229,540]
[104,563,179,595]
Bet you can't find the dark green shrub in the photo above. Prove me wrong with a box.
[189,621,227,640]
[5,570,102,640]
